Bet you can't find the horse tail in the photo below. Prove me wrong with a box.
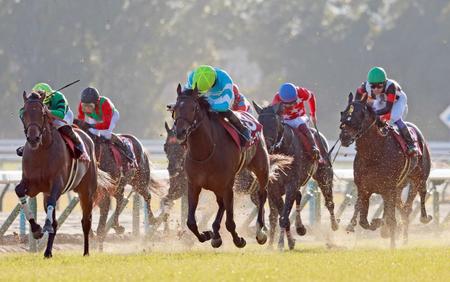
[147,155,167,198]
[93,169,117,207]
[268,154,293,182]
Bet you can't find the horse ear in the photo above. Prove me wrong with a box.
[192,85,199,98]
[361,92,368,104]
[273,103,282,114]
[23,91,27,102]
[252,101,263,115]
[177,84,182,96]
[348,92,354,104]
[164,121,171,133]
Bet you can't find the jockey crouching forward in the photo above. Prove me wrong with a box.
[185,65,251,146]
[356,67,418,155]
[271,82,320,161]
[77,87,135,163]
[17,83,90,162]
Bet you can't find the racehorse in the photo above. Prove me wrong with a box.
[339,92,432,248]
[16,91,114,258]
[172,84,288,248]
[158,122,281,234]
[254,102,338,250]
[74,119,162,243]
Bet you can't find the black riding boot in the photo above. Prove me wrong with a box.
[220,110,251,145]
[399,126,418,156]
[58,125,90,162]
[297,123,320,160]
[111,134,135,163]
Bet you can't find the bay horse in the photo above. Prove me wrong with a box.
[158,122,274,234]
[16,91,113,258]
[74,119,162,241]
[253,102,338,250]
[172,84,275,248]
[339,92,432,248]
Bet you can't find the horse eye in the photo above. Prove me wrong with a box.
[346,116,351,121]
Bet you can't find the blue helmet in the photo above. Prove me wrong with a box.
[279,83,297,103]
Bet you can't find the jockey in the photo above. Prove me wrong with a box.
[184,65,251,144]
[77,87,135,163]
[356,67,418,155]
[17,83,90,162]
[231,84,254,115]
[271,82,320,160]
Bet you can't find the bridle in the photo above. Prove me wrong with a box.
[340,101,377,143]
[258,111,285,153]
[22,99,48,142]
[174,96,204,141]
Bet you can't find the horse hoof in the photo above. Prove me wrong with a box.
[296,225,307,236]
[44,251,52,259]
[43,220,54,234]
[32,226,44,240]
[256,231,267,245]
[113,225,125,235]
[200,231,213,242]
[370,218,383,230]
[234,237,246,248]
[288,239,296,250]
[331,221,339,231]
[211,237,222,248]
[83,252,90,257]
[420,215,432,224]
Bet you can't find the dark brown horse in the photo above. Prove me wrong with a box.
[74,119,162,241]
[339,92,432,248]
[172,85,275,248]
[16,91,113,258]
[254,102,338,250]
[158,121,274,234]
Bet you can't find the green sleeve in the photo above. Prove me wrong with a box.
[49,91,68,119]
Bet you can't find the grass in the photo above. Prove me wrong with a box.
[0,245,449,282]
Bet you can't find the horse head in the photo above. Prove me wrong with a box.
[21,90,49,150]
[164,121,186,176]
[254,101,283,153]
[339,92,376,146]
[172,84,209,144]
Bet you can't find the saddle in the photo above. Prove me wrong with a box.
[387,126,423,156]
[219,111,262,150]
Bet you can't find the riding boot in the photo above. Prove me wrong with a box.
[297,123,320,161]
[16,146,24,157]
[220,110,251,146]
[399,126,418,156]
[58,125,90,162]
[111,134,136,164]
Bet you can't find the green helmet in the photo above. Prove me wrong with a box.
[367,67,387,84]
[192,65,216,93]
[32,83,54,104]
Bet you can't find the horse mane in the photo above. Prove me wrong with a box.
[179,88,214,118]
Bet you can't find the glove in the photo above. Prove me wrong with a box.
[87,123,96,129]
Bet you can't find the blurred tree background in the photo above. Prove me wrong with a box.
[0,0,449,140]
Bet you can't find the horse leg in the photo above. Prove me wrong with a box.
[346,196,360,233]
[112,184,125,234]
[211,196,225,248]
[96,196,110,251]
[79,190,93,256]
[15,181,43,239]
[383,192,397,249]
[268,184,284,248]
[267,195,279,248]
[43,197,58,258]
[314,166,338,231]
[186,183,212,243]
[397,184,416,244]
[417,179,432,224]
[223,186,246,248]
[279,186,296,251]
[358,191,374,230]
[138,185,157,226]
[294,190,306,236]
